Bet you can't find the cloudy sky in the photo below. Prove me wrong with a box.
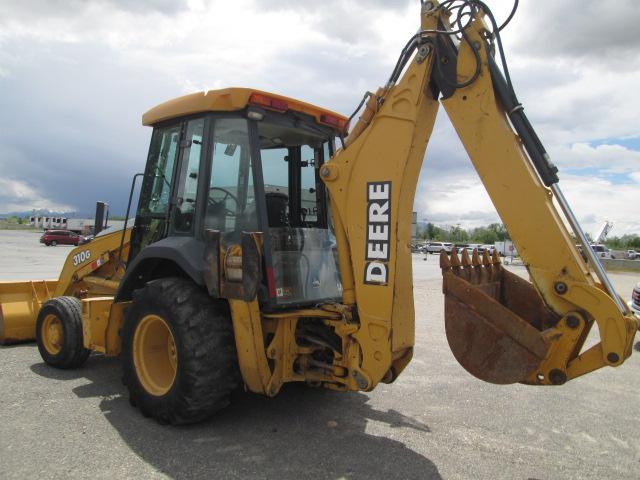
[0,0,639,236]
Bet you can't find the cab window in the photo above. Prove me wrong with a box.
[172,118,204,233]
[205,118,258,237]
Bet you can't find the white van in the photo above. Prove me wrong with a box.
[426,242,453,254]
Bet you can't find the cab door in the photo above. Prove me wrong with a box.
[169,117,206,236]
[128,121,182,262]
[129,117,207,262]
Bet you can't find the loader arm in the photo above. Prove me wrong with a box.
[322,0,637,386]
[0,228,131,344]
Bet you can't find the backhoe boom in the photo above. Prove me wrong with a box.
[322,0,637,386]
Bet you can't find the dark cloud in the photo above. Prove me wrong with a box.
[253,0,416,44]
[103,0,188,14]
[0,40,176,214]
[254,0,413,12]
[512,0,640,61]
[0,0,188,19]
[0,0,638,234]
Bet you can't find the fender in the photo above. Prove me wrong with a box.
[115,236,206,302]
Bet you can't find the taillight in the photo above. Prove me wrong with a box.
[320,113,348,131]
[249,93,288,112]
[224,253,243,283]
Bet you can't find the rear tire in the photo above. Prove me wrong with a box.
[36,297,91,369]
[122,277,240,425]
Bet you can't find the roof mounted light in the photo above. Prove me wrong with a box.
[320,113,348,132]
[249,93,289,112]
[247,109,264,121]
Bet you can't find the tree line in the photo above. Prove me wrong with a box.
[417,221,640,251]
[417,222,510,244]
[603,235,640,250]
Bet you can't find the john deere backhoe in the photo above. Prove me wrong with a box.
[1,0,637,424]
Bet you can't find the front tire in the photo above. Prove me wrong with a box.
[51,240,57,246]
[122,277,240,425]
[36,297,91,369]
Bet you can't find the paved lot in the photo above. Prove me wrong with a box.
[1,231,639,479]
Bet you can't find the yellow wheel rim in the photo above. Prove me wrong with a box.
[133,314,178,396]
[42,314,64,355]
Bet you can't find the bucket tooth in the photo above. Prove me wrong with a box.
[472,249,481,267]
[449,248,461,268]
[461,249,471,267]
[482,250,491,266]
[440,250,451,270]
[490,251,502,282]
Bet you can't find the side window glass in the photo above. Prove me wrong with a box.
[300,145,318,224]
[323,141,332,162]
[143,125,180,215]
[261,147,289,227]
[129,123,181,262]
[205,118,257,236]
[173,118,204,233]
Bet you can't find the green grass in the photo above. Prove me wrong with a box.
[0,220,40,231]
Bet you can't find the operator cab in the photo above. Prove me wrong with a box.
[129,89,348,309]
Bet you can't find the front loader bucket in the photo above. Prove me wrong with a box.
[441,249,558,384]
[0,280,57,344]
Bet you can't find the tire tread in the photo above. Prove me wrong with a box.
[36,296,90,369]
[122,277,239,425]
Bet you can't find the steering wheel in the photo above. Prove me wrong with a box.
[208,187,239,217]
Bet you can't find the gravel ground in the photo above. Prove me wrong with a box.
[1,231,639,479]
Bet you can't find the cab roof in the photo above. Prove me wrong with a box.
[142,87,348,131]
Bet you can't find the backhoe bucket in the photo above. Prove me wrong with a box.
[441,249,558,384]
[0,280,57,344]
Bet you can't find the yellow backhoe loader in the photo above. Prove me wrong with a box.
[1,0,637,424]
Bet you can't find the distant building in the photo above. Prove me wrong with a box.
[29,216,125,235]
[29,216,68,229]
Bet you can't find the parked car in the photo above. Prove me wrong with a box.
[466,243,484,253]
[40,230,81,246]
[481,244,496,255]
[590,244,615,259]
[426,242,453,254]
[626,250,638,260]
[453,244,472,255]
[629,282,640,316]
[79,235,95,245]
